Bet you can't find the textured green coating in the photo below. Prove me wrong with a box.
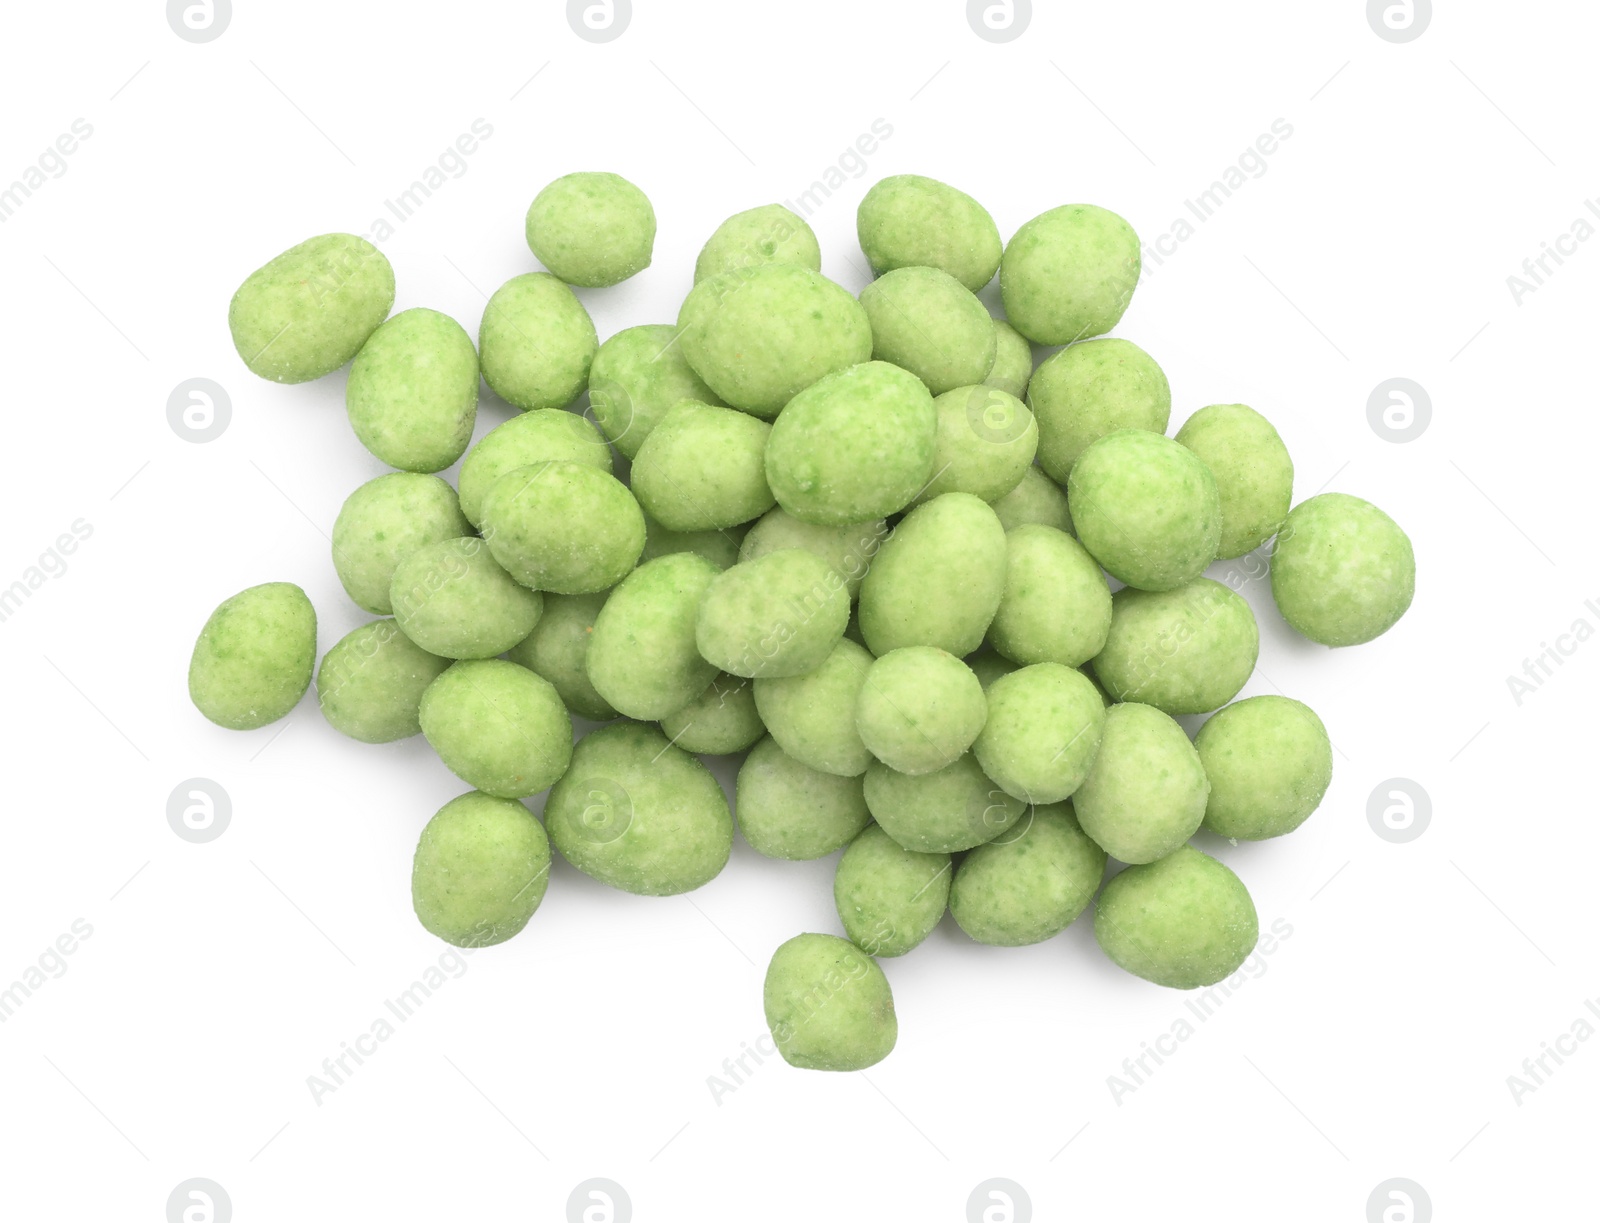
[1028,339,1171,481]
[913,386,1038,505]
[753,638,874,777]
[506,591,617,723]
[735,736,871,860]
[1000,204,1140,345]
[412,791,551,948]
[739,508,888,601]
[950,803,1106,946]
[525,171,655,288]
[1095,846,1259,989]
[661,673,765,755]
[1198,695,1333,840]
[985,320,1034,399]
[1074,702,1208,863]
[639,515,745,570]
[858,493,1006,657]
[458,409,613,528]
[388,537,541,659]
[696,549,850,679]
[1176,404,1294,559]
[764,933,897,1072]
[973,663,1106,804]
[856,647,987,776]
[631,400,774,531]
[856,174,1002,292]
[989,525,1112,667]
[587,324,725,459]
[478,273,597,410]
[345,308,478,473]
[189,582,316,730]
[860,267,997,396]
[332,473,472,615]
[586,552,721,720]
[833,824,951,957]
[1069,430,1221,592]
[546,722,732,896]
[678,264,873,417]
[990,466,1073,534]
[317,619,451,743]
[229,233,395,383]
[864,752,1026,854]
[695,204,821,284]
[479,461,645,594]
[1270,493,1415,647]
[418,660,573,799]
[1093,579,1259,715]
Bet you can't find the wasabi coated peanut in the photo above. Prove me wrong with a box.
[189,582,316,730]
[856,174,1003,292]
[765,361,936,525]
[864,752,1026,854]
[1000,204,1141,345]
[1197,695,1333,840]
[753,638,874,777]
[950,803,1107,946]
[412,791,551,948]
[418,660,573,799]
[988,525,1112,668]
[546,722,732,896]
[764,933,898,1072]
[1270,492,1416,647]
[858,492,1007,657]
[640,514,745,571]
[458,409,613,528]
[678,263,873,417]
[478,273,598,411]
[661,673,765,756]
[859,267,997,396]
[695,203,821,284]
[990,466,1073,535]
[587,324,725,459]
[696,549,850,679]
[506,591,617,722]
[984,319,1034,399]
[1069,430,1221,592]
[389,537,543,659]
[346,308,478,473]
[735,735,871,860]
[631,401,775,531]
[1092,579,1259,715]
[1175,404,1294,559]
[332,473,472,614]
[973,663,1106,804]
[1094,845,1259,989]
[229,233,395,383]
[525,171,656,288]
[856,647,987,776]
[586,552,720,719]
[833,824,951,957]
[317,619,451,743]
[1073,702,1208,864]
[479,461,646,594]
[913,386,1039,505]
[739,508,888,601]
[1028,338,1172,481]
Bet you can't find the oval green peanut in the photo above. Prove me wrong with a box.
[752,638,875,777]
[833,824,951,958]
[764,933,897,1072]
[189,582,316,730]
[856,174,1002,292]
[316,619,451,743]
[950,803,1106,946]
[332,473,472,615]
[345,307,478,473]
[586,552,721,720]
[1000,204,1140,345]
[418,660,573,799]
[479,461,645,594]
[1092,579,1259,715]
[735,735,871,860]
[525,171,655,288]
[412,791,551,948]
[1073,702,1209,864]
[478,273,597,411]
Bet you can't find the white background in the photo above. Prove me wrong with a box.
[1,1,1593,1220]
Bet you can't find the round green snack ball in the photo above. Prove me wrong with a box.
[859,267,997,396]
[913,385,1038,505]
[1175,404,1294,559]
[478,273,597,411]
[989,524,1112,667]
[1000,204,1140,345]
[661,673,765,755]
[525,171,655,288]
[458,409,613,528]
[865,752,1026,854]
[1270,493,1416,647]
[639,514,745,571]
[678,263,873,417]
[696,549,850,679]
[856,174,1003,292]
[1094,845,1259,989]
[189,582,316,730]
[763,933,897,1072]
[1069,430,1221,592]
[1028,338,1172,481]
[973,663,1106,804]
[990,465,1073,534]
[506,591,617,722]
[740,508,888,601]
[317,619,451,743]
[412,791,551,948]
[950,803,1107,946]
[388,537,543,660]
[587,323,725,459]
[858,492,1007,657]
[1198,695,1333,840]
[631,400,775,531]
[695,204,821,284]
[479,461,645,594]
[1093,579,1259,715]
[546,722,732,896]
[833,824,951,958]
[586,552,721,720]
[856,647,986,776]
[332,473,472,615]
[345,308,478,473]
[735,736,871,860]
[1073,702,1209,864]
[418,660,573,799]
[229,233,395,384]
[984,320,1034,399]
[753,638,874,777]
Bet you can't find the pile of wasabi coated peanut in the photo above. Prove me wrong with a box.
[192,170,1416,1073]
